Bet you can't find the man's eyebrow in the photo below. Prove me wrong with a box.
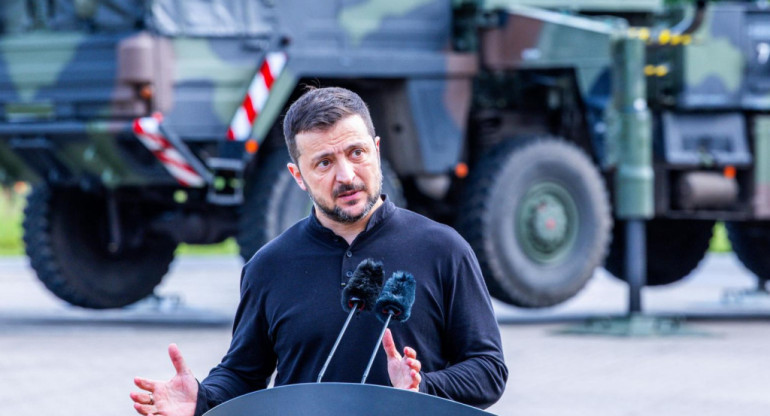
[311,151,334,164]
[310,140,370,164]
[344,140,370,152]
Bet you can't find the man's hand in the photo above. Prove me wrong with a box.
[130,344,198,416]
[382,328,422,391]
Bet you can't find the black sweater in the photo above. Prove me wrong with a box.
[196,199,507,414]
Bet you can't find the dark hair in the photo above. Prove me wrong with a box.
[283,86,375,164]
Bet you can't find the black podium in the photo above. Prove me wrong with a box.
[203,383,495,416]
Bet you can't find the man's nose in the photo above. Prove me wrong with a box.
[335,159,356,183]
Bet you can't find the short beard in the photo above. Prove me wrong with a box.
[309,177,382,224]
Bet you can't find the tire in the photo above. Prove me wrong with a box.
[237,150,405,261]
[459,138,612,308]
[604,219,713,286]
[23,186,177,309]
[725,221,770,285]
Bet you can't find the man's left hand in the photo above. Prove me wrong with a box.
[382,328,421,391]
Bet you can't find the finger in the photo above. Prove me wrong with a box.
[133,402,154,415]
[169,343,191,376]
[406,357,422,373]
[410,370,422,390]
[130,392,154,405]
[403,346,417,359]
[134,377,158,392]
[381,328,400,359]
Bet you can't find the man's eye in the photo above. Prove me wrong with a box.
[352,149,364,158]
[318,160,330,168]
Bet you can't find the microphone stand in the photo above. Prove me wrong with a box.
[317,300,361,382]
[360,311,393,384]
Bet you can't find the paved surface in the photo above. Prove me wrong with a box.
[1,253,769,416]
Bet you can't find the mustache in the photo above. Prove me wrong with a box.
[333,183,367,198]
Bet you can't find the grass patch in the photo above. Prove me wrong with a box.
[0,185,26,256]
[709,221,732,253]
[176,238,240,256]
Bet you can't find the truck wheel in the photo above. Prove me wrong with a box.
[459,139,612,308]
[604,219,713,286]
[237,150,405,261]
[725,221,770,286]
[22,186,177,309]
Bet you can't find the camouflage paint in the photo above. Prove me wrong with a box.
[0,1,30,34]
[74,0,99,18]
[0,28,159,186]
[753,116,770,218]
[683,8,743,99]
[443,53,476,129]
[339,0,436,46]
[481,5,615,97]
[84,122,156,188]
[57,137,120,188]
[0,139,36,184]
[533,15,613,95]
[172,38,260,129]
[408,78,465,173]
[0,32,85,101]
[485,0,664,12]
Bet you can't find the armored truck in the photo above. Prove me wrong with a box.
[0,0,768,309]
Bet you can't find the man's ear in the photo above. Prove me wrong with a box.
[374,136,381,158]
[287,163,307,191]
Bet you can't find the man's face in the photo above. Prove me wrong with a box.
[287,114,383,224]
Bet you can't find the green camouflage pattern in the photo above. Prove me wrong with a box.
[171,37,259,130]
[752,115,770,218]
[678,5,744,107]
[480,4,617,97]
[484,0,664,12]
[9,0,770,311]
[0,0,460,186]
[0,0,768,218]
[339,0,436,46]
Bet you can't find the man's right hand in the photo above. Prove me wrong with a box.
[130,343,198,416]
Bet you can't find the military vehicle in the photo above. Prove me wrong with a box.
[0,0,767,309]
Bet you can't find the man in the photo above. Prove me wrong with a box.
[131,87,508,416]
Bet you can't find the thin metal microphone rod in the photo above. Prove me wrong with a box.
[317,304,359,382]
[361,312,393,384]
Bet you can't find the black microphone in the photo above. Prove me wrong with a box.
[341,258,384,313]
[317,258,384,382]
[361,271,416,384]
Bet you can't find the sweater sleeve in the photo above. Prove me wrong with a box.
[418,244,508,409]
[194,261,277,416]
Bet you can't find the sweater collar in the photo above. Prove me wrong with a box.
[307,195,395,245]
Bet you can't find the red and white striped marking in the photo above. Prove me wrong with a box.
[133,114,206,187]
[227,52,288,141]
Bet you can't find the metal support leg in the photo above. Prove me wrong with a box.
[557,218,707,337]
[625,219,646,314]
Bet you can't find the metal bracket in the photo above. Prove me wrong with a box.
[206,157,245,206]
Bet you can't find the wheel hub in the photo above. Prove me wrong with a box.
[526,194,568,252]
[517,182,578,264]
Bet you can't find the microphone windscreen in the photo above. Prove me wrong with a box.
[374,271,415,322]
[341,258,384,312]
